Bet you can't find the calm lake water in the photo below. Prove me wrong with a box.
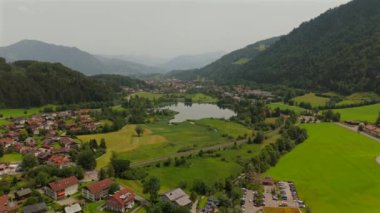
[164,102,236,123]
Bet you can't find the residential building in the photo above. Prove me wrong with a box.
[15,188,32,200]
[105,188,135,212]
[82,178,113,201]
[0,195,18,213]
[22,202,47,213]
[161,188,192,207]
[45,176,79,200]
[64,203,82,213]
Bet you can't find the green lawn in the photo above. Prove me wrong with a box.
[333,103,380,123]
[0,105,56,118]
[188,93,218,103]
[267,102,305,114]
[194,118,253,138]
[131,92,164,100]
[265,123,380,212]
[337,92,380,106]
[0,153,23,163]
[292,93,329,107]
[79,117,231,169]
[0,119,10,126]
[83,200,105,213]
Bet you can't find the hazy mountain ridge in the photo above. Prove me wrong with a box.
[0,40,163,75]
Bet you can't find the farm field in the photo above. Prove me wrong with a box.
[333,103,380,123]
[131,92,164,100]
[188,93,218,103]
[0,105,56,118]
[337,92,380,106]
[130,92,217,103]
[292,93,329,107]
[0,153,23,163]
[194,118,253,139]
[78,117,230,169]
[267,102,305,114]
[119,130,279,195]
[265,123,380,212]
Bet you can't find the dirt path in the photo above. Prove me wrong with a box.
[335,123,380,143]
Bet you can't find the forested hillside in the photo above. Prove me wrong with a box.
[0,58,114,108]
[91,74,151,91]
[167,37,280,80]
[239,0,380,94]
[171,0,380,95]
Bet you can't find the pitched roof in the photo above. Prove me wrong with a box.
[163,188,192,207]
[48,176,79,192]
[109,188,135,205]
[64,203,82,213]
[22,202,47,213]
[85,178,113,194]
[0,195,17,212]
[16,188,32,197]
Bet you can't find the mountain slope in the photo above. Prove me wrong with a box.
[161,51,225,71]
[167,37,280,80]
[0,58,114,108]
[238,0,380,94]
[0,40,161,75]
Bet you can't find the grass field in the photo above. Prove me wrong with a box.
[0,105,56,118]
[333,103,380,123]
[265,123,380,212]
[0,119,10,126]
[0,153,23,163]
[267,102,305,114]
[194,118,253,139]
[187,93,218,103]
[79,117,231,169]
[337,92,380,106]
[131,92,164,100]
[292,93,329,108]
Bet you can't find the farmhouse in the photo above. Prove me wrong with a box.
[82,178,113,201]
[363,124,380,138]
[45,176,79,200]
[162,188,192,207]
[0,195,18,212]
[105,188,135,212]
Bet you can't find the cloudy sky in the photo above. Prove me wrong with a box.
[0,0,350,57]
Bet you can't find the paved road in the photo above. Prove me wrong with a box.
[336,123,380,143]
[191,200,198,213]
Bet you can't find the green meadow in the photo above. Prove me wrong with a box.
[79,117,236,169]
[337,92,380,106]
[0,104,56,118]
[265,123,380,213]
[292,93,329,107]
[267,102,305,114]
[0,153,23,163]
[333,103,380,123]
[194,118,253,138]
[131,92,164,100]
[130,92,217,103]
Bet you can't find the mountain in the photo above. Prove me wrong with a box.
[0,40,162,75]
[172,0,380,94]
[161,52,225,71]
[90,74,151,92]
[167,37,280,80]
[237,0,380,94]
[0,58,115,108]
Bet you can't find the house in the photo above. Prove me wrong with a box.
[363,124,380,138]
[64,203,82,213]
[25,137,36,147]
[0,195,18,213]
[15,188,32,200]
[105,188,135,212]
[0,138,15,148]
[46,155,72,168]
[45,176,79,200]
[82,178,113,201]
[161,188,192,207]
[22,202,47,213]
[262,177,274,186]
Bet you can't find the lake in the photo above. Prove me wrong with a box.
[164,102,236,123]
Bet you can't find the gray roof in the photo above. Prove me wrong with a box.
[64,203,82,213]
[23,202,47,213]
[16,188,32,197]
[163,188,192,206]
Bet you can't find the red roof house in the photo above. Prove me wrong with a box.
[105,188,135,212]
[0,195,18,212]
[45,176,79,200]
[82,179,113,201]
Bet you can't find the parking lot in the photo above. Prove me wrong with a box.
[263,181,304,208]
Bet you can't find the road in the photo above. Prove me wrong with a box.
[336,123,380,143]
